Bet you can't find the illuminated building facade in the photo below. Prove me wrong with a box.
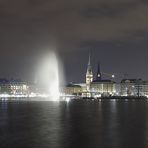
[142,81,148,97]
[63,55,116,98]
[62,83,82,96]
[9,79,29,95]
[62,54,148,98]
[120,79,148,97]
[0,79,29,96]
[91,80,116,97]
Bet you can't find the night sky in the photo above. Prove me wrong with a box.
[1,0,148,83]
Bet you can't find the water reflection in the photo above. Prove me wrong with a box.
[0,100,148,148]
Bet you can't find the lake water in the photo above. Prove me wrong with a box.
[0,99,148,148]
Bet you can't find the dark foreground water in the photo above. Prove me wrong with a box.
[1,99,148,148]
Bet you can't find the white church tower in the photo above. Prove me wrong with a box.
[86,53,93,92]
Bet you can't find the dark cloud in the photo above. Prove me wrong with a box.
[81,1,139,18]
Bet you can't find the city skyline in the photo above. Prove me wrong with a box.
[1,1,148,148]
[0,52,147,85]
[0,51,147,84]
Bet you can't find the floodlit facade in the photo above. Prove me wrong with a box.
[91,80,116,97]
[62,83,82,96]
[0,79,29,96]
[60,53,148,98]
[120,79,143,96]
[120,79,148,97]
[63,54,116,98]
[142,81,148,97]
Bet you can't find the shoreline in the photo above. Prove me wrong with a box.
[82,96,148,100]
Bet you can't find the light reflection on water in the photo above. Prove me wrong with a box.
[0,99,148,148]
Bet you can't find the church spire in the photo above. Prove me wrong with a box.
[88,53,91,66]
[96,62,102,80]
[87,52,92,74]
[86,52,93,92]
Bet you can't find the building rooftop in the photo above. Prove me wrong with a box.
[92,79,113,83]
[121,79,142,83]
[66,84,82,88]
[0,78,26,84]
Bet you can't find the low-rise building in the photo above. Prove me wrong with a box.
[62,83,83,96]
[121,79,144,96]
[90,80,116,97]
[0,79,29,96]
[142,81,148,97]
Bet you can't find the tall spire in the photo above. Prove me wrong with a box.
[88,53,91,66]
[87,52,92,73]
[96,62,102,80]
[86,52,93,92]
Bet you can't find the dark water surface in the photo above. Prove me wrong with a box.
[1,99,148,148]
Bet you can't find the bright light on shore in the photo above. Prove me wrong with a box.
[65,97,70,102]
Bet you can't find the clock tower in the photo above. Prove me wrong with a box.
[86,53,93,91]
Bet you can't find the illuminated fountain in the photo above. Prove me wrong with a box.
[36,51,64,101]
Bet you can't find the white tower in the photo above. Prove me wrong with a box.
[86,53,93,92]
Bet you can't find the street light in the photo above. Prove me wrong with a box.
[112,74,115,78]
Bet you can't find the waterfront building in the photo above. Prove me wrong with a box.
[0,79,11,94]
[91,80,116,97]
[9,79,29,95]
[62,83,82,96]
[120,79,143,96]
[0,79,29,96]
[90,63,115,97]
[65,54,116,98]
[142,81,148,97]
[62,53,148,98]
[114,83,121,96]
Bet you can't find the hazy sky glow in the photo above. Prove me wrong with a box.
[1,0,148,82]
